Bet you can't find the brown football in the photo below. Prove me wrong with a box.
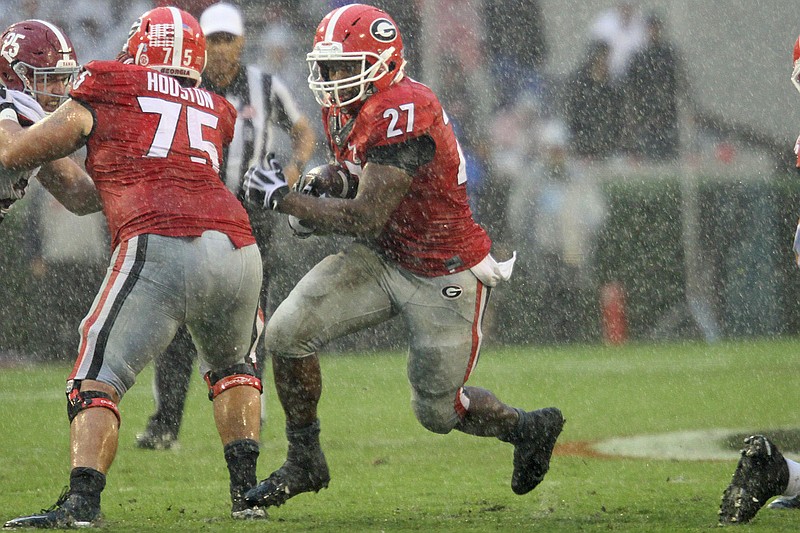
[302,163,359,199]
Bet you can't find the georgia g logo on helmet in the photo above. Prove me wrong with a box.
[370,18,397,43]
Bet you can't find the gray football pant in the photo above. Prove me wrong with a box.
[266,242,491,434]
[70,231,262,399]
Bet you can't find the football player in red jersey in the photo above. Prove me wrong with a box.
[242,3,564,512]
[0,19,100,224]
[0,7,266,527]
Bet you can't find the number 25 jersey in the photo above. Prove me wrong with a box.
[70,60,255,250]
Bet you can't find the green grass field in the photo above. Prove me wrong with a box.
[2,338,800,531]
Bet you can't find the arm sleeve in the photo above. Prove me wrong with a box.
[366,134,435,175]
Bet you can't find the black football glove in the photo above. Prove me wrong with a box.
[243,154,288,210]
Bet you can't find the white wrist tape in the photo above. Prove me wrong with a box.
[0,107,19,124]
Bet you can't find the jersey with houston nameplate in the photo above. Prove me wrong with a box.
[323,76,490,277]
[0,88,45,224]
[69,60,255,250]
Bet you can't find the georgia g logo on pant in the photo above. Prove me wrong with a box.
[441,285,463,300]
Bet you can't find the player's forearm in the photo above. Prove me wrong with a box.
[39,158,103,215]
[278,161,409,237]
[0,118,34,171]
[0,118,80,171]
[0,100,92,171]
[278,192,385,237]
[290,118,316,168]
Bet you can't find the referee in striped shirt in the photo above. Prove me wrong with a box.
[135,2,316,450]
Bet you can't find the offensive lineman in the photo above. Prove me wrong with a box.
[135,1,317,452]
[242,3,565,512]
[0,19,100,223]
[1,7,265,527]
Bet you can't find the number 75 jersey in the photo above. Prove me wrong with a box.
[69,60,254,251]
[324,76,490,277]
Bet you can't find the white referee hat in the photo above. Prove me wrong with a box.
[200,2,244,37]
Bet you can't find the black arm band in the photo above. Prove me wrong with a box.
[366,134,435,175]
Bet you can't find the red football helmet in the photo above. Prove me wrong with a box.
[0,19,78,111]
[793,35,800,94]
[123,6,206,87]
[307,3,406,108]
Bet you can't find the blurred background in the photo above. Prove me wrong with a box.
[1,0,799,360]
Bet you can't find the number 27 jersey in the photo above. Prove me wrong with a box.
[69,61,255,250]
[325,76,491,277]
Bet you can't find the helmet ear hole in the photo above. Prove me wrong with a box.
[13,63,28,78]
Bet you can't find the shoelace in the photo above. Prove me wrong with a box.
[41,486,70,514]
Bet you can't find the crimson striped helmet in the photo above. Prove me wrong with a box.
[0,19,78,110]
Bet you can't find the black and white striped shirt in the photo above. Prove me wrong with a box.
[201,65,305,195]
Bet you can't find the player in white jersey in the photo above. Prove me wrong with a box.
[0,19,100,222]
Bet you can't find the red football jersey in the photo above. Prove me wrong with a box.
[69,61,255,250]
[323,77,491,277]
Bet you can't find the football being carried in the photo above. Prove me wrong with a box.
[287,163,359,238]
[295,162,358,199]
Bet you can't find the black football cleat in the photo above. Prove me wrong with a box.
[719,434,790,525]
[510,407,565,495]
[245,455,330,509]
[4,488,100,529]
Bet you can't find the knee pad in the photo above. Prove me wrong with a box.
[411,393,458,435]
[67,385,121,427]
[204,362,262,401]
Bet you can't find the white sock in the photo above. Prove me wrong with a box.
[784,458,800,496]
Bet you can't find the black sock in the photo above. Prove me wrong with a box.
[498,408,526,444]
[286,419,321,461]
[69,467,105,509]
[224,439,260,501]
[286,419,321,445]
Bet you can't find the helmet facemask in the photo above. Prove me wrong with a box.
[14,59,78,111]
[307,43,398,108]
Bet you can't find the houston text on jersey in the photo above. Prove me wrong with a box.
[146,71,214,109]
